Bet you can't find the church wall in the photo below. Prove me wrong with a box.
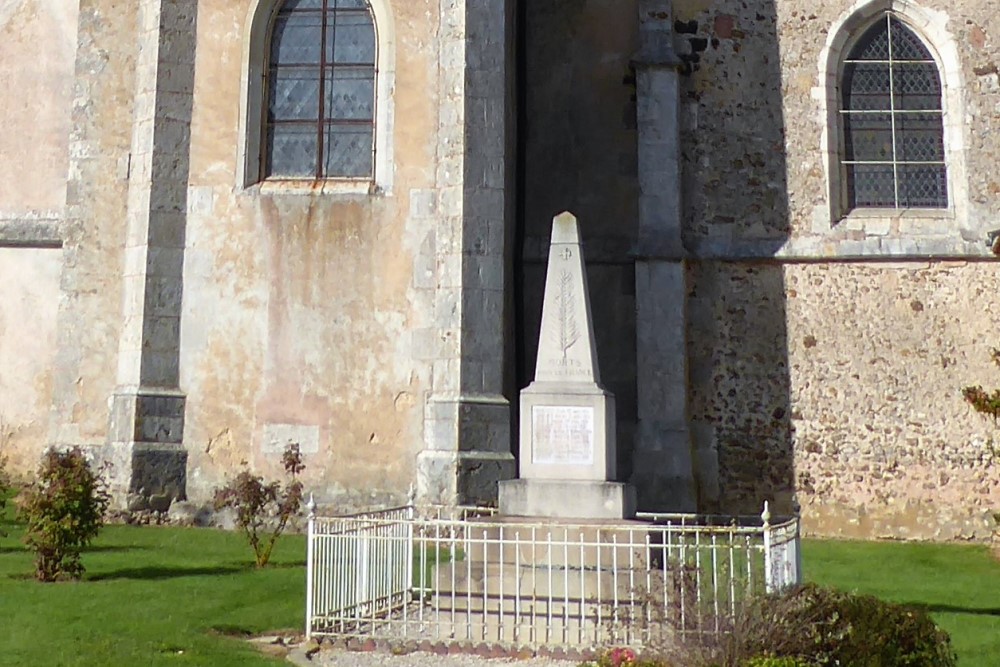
[0,249,61,476]
[45,0,137,465]
[1,0,138,478]
[677,0,1000,253]
[179,0,442,504]
[787,261,1000,540]
[0,0,78,213]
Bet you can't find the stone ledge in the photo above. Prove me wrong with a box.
[499,479,637,520]
[0,218,63,248]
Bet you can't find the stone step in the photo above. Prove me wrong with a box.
[431,560,674,602]
[435,520,657,570]
[407,607,629,646]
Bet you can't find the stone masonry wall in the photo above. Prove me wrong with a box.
[676,0,1000,538]
[787,261,1000,540]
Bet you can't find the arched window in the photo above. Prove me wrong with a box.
[839,13,947,210]
[264,0,377,180]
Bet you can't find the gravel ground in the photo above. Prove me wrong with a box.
[300,648,581,667]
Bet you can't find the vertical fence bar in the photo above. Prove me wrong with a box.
[305,507,316,639]
[514,530,522,644]
[577,531,585,644]
[729,528,736,616]
[762,502,774,594]
[611,533,619,643]
[482,527,489,642]
[464,524,472,641]
[794,516,804,586]
[711,532,719,633]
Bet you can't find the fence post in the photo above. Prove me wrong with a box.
[405,488,415,599]
[305,493,317,639]
[761,501,774,594]
[794,514,804,586]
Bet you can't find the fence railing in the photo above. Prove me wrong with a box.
[306,502,801,649]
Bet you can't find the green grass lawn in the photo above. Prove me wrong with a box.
[0,505,305,667]
[804,538,1000,666]
[2,495,999,667]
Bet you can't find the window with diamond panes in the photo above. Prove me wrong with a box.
[840,14,947,209]
[265,0,376,179]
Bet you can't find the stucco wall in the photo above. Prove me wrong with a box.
[180,0,442,504]
[0,0,77,213]
[0,249,61,476]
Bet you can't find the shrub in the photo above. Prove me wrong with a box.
[731,584,956,667]
[16,447,110,582]
[0,420,11,534]
[629,582,955,667]
[212,443,305,567]
[0,445,8,537]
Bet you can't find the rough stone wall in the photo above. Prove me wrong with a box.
[676,0,1000,254]
[180,0,443,505]
[674,0,790,250]
[675,0,1000,540]
[687,261,793,516]
[788,262,1000,540]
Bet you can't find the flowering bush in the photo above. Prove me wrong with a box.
[604,647,637,667]
[582,647,662,667]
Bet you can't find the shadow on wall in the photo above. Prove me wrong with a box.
[517,0,641,485]
[516,0,794,515]
[678,1,793,516]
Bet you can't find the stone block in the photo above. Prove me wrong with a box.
[499,479,636,520]
[518,385,617,481]
[131,444,187,500]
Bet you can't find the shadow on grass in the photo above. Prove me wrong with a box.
[88,559,306,581]
[88,565,249,581]
[2,544,150,555]
[209,625,255,637]
[909,602,1000,617]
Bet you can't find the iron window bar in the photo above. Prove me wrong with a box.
[840,13,947,210]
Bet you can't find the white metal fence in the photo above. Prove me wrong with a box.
[306,502,801,649]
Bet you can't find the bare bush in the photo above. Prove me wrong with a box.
[212,443,305,567]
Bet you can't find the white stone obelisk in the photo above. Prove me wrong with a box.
[499,212,636,519]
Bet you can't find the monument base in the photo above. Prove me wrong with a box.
[498,479,637,520]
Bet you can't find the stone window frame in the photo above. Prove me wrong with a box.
[818,0,968,230]
[237,0,395,195]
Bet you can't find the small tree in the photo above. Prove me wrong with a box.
[16,447,110,582]
[0,420,13,534]
[213,443,305,567]
[962,349,1000,535]
[0,443,9,538]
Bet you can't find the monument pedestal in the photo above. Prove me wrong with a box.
[499,479,636,520]
[499,212,636,520]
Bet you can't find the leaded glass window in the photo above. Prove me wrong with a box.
[841,14,947,209]
[265,0,377,179]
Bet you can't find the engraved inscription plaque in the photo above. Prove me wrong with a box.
[532,405,595,465]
